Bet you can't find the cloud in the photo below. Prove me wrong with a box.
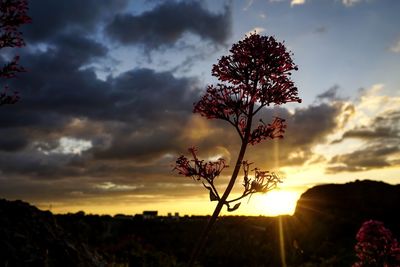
[1,36,355,202]
[291,0,306,7]
[0,0,211,205]
[272,103,345,167]
[23,0,127,42]
[0,130,29,152]
[342,0,362,7]
[0,79,345,204]
[105,1,232,50]
[5,38,398,206]
[390,38,400,53]
[316,85,340,101]
[325,85,400,173]
[0,23,201,185]
[243,0,254,11]
[245,27,266,36]
[327,145,398,173]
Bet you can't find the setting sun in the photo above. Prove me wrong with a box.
[258,191,300,216]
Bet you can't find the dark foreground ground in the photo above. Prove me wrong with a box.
[1,180,399,266]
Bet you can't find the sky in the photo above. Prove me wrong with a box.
[0,0,399,216]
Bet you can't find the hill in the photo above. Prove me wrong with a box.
[291,179,400,266]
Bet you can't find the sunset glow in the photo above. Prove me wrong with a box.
[259,190,300,216]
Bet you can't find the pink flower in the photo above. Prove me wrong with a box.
[0,0,31,105]
[174,148,228,183]
[193,33,300,144]
[353,220,400,267]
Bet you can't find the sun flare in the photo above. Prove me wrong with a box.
[259,190,300,216]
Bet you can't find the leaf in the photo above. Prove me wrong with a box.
[227,202,241,212]
[209,190,218,201]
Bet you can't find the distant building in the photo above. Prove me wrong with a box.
[143,210,158,219]
[167,212,180,221]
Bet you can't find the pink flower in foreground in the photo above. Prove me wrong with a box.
[193,34,299,145]
[353,220,400,267]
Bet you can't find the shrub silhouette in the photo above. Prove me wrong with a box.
[174,33,301,266]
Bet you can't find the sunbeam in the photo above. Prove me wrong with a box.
[278,216,287,267]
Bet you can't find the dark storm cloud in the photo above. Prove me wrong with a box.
[327,110,400,173]
[23,0,127,42]
[0,0,204,196]
[0,23,200,184]
[326,145,398,173]
[0,130,28,152]
[0,33,110,129]
[0,149,86,179]
[108,68,198,121]
[93,126,183,161]
[256,102,344,168]
[336,127,397,141]
[333,111,400,142]
[286,104,342,147]
[0,66,199,178]
[6,23,198,124]
[105,1,232,49]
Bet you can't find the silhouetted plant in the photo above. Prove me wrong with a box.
[0,0,31,106]
[174,33,301,266]
[353,220,400,267]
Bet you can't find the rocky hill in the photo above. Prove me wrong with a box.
[291,180,400,265]
[295,179,400,224]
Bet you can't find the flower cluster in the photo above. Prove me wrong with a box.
[212,35,299,103]
[0,55,25,78]
[0,85,19,104]
[174,148,228,202]
[248,117,286,145]
[0,0,31,106]
[242,161,281,194]
[353,220,400,267]
[193,33,300,144]
[0,0,31,49]
[214,160,282,212]
[194,34,300,120]
[193,84,248,121]
[174,147,227,182]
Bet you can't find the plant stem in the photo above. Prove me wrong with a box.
[188,105,254,266]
